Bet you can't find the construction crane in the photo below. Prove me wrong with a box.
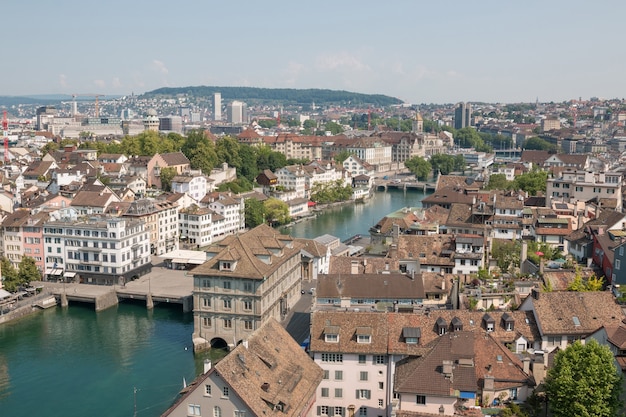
[2,110,8,164]
[71,93,105,117]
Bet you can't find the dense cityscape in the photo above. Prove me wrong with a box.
[1,87,626,417]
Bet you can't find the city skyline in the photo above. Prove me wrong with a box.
[5,0,626,104]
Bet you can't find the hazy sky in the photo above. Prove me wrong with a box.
[5,0,626,104]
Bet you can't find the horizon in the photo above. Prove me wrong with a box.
[5,1,626,104]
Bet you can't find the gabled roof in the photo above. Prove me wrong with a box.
[317,272,427,300]
[160,152,190,166]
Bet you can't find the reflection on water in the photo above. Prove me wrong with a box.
[284,189,427,241]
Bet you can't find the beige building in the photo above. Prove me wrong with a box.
[191,224,304,351]
[546,170,622,211]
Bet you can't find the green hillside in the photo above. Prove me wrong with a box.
[142,86,403,107]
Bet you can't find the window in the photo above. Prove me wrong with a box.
[357,334,371,344]
[378,399,384,408]
[224,319,232,329]
[356,390,371,399]
[213,406,222,417]
[321,353,343,363]
[244,282,253,292]
[234,411,246,417]
[204,384,211,396]
[616,259,621,270]
[378,382,384,390]
[223,299,232,309]
[325,334,338,343]
[187,404,201,416]
[323,370,329,380]
[334,370,343,380]
[360,371,368,381]
[359,406,367,417]
[203,317,212,327]
[222,387,229,397]
[335,388,343,398]
[320,406,329,416]
[203,297,211,308]
[243,300,252,310]
[509,388,518,400]
[358,354,367,364]
[244,320,253,330]
[321,388,329,397]
[374,355,386,364]
[547,336,560,347]
[223,281,231,290]
[416,395,426,405]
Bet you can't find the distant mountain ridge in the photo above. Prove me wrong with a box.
[142,86,403,107]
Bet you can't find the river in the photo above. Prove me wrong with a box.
[284,188,427,241]
[0,188,425,417]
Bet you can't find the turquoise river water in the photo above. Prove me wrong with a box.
[0,188,425,417]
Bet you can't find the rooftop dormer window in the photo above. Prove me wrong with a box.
[436,317,447,336]
[356,327,372,344]
[325,325,339,343]
[402,327,421,344]
[502,313,515,331]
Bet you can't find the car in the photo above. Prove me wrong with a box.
[301,289,305,294]
[308,288,315,295]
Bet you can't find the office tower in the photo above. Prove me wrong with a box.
[454,102,472,129]
[227,100,247,124]
[214,92,222,121]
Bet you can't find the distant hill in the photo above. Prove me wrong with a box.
[0,95,62,107]
[142,86,403,107]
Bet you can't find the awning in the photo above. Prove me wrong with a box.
[188,259,205,265]
[52,269,63,276]
[171,258,187,264]
[459,391,476,399]
[64,272,77,278]
[45,268,54,275]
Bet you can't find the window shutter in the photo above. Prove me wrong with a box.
[317,406,321,416]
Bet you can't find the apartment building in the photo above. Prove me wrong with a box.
[546,170,622,211]
[43,217,151,285]
[1,209,48,271]
[118,199,179,256]
[191,224,304,351]
[171,174,208,203]
[205,193,244,238]
[179,205,214,248]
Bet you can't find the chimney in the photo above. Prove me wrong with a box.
[522,357,530,374]
[441,276,446,291]
[243,340,249,349]
[442,360,453,377]
[520,240,528,264]
[261,382,270,392]
[351,261,359,275]
[203,359,212,374]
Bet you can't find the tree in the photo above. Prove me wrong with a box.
[1,257,19,292]
[485,173,511,190]
[491,240,520,274]
[430,154,458,176]
[264,198,290,226]
[324,121,344,135]
[333,150,351,165]
[404,157,431,181]
[513,170,548,196]
[522,136,556,151]
[18,256,40,285]
[159,167,177,192]
[545,339,622,417]
[244,198,266,229]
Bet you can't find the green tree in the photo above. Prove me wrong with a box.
[404,157,431,181]
[159,167,177,192]
[17,256,40,286]
[40,141,60,156]
[1,257,19,292]
[264,198,290,226]
[545,340,622,417]
[244,198,266,229]
[513,170,548,196]
[257,119,277,129]
[485,173,511,190]
[430,154,458,176]
[522,136,556,151]
[491,240,520,274]
[333,150,351,165]
[324,121,344,135]
[302,119,317,134]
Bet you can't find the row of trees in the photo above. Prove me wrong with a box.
[1,257,41,292]
[485,170,548,196]
[310,180,353,204]
[244,198,290,228]
[404,154,466,180]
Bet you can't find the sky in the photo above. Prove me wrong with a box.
[4,0,626,104]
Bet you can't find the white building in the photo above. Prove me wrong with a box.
[43,216,151,285]
[546,170,623,211]
[206,193,244,238]
[171,174,208,203]
[179,206,214,248]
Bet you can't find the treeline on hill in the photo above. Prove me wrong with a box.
[48,131,297,194]
[142,86,402,107]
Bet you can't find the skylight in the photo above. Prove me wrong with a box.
[573,316,581,327]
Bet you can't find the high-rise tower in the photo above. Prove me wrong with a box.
[214,92,222,121]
